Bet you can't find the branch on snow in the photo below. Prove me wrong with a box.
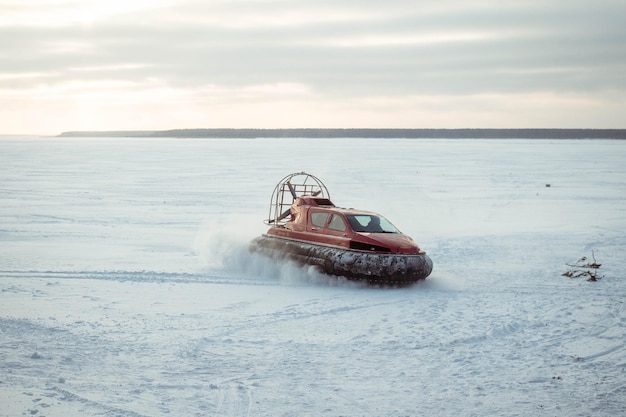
[562,251,603,282]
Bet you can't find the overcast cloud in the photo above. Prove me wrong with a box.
[1,0,625,134]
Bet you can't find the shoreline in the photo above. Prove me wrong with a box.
[57,128,626,139]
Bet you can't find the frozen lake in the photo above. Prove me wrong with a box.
[1,137,625,416]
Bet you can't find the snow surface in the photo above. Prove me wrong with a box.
[1,137,625,416]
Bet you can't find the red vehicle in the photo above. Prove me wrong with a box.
[250,172,433,285]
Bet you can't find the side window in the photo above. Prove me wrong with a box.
[328,214,346,231]
[311,212,329,228]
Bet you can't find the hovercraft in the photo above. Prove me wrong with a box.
[250,172,433,285]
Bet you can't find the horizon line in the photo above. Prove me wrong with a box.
[57,127,626,140]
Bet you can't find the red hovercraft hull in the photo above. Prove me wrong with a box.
[250,172,433,286]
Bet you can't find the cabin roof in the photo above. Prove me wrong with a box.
[293,195,380,216]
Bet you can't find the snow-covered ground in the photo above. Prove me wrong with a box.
[1,137,625,416]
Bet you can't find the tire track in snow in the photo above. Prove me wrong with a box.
[0,269,279,286]
[213,381,252,417]
[195,296,416,347]
[51,386,151,417]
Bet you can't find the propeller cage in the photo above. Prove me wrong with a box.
[265,172,330,225]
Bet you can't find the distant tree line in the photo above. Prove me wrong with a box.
[59,128,626,139]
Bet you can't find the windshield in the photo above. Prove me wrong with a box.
[346,214,398,233]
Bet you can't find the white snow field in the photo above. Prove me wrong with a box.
[1,137,625,417]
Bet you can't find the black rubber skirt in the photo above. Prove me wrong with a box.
[250,235,433,286]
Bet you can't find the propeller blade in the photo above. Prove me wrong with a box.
[287,181,298,200]
[268,207,291,223]
[276,208,292,221]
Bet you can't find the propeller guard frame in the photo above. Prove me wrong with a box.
[265,171,330,225]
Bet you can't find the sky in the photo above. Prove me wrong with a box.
[1,0,625,135]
